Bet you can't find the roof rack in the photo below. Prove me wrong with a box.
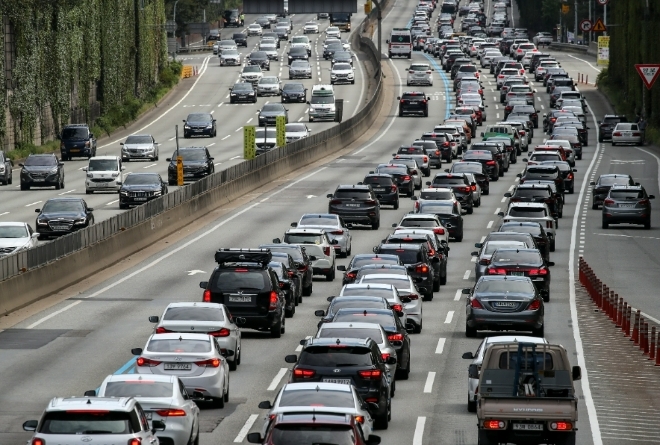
[214,248,272,266]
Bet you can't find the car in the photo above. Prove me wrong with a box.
[216,39,237,54]
[287,46,309,66]
[327,184,381,229]
[358,272,426,330]
[303,21,320,33]
[499,201,557,250]
[269,259,299,317]
[281,83,308,103]
[413,199,465,241]
[257,76,282,97]
[450,161,490,195]
[406,63,433,86]
[120,134,159,162]
[182,113,216,138]
[370,240,434,298]
[220,48,241,66]
[274,25,289,40]
[330,62,355,84]
[253,127,277,153]
[539,160,577,194]
[497,220,551,261]
[258,243,314,296]
[19,154,64,190]
[412,139,443,169]
[258,103,288,127]
[533,32,553,46]
[371,163,415,197]
[420,132,456,162]
[591,174,638,209]
[393,145,431,176]
[332,50,354,66]
[288,60,312,79]
[269,251,305,305]
[0,222,38,256]
[200,249,287,337]
[166,147,214,185]
[323,41,344,60]
[291,213,352,257]
[248,51,271,70]
[519,164,565,195]
[284,123,310,142]
[248,23,263,35]
[290,35,312,55]
[278,228,337,281]
[337,254,403,285]
[505,182,563,218]
[284,338,393,429]
[471,239,528,280]
[131,333,231,407]
[148,302,243,370]
[398,91,429,117]
[326,26,341,38]
[361,173,400,209]
[83,155,124,194]
[242,65,264,84]
[308,84,336,122]
[91,374,200,445]
[256,16,271,28]
[223,9,242,27]
[315,295,393,327]
[611,122,643,146]
[233,32,248,46]
[427,173,475,213]
[462,336,548,412]
[229,82,258,103]
[461,149,500,182]
[23,397,164,445]
[483,248,554,301]
[352,264,410,285]
[263,32,281,47]
[59,124,96,160]
[0,150,13,185]
[387,157,422,190]
[602,185,654,229]
[118,172,167,209]
[35,197,93,238]
[598,114,627,142]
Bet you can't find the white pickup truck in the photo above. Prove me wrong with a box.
[498,202,557,251]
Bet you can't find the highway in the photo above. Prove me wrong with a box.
[2,0,660,445]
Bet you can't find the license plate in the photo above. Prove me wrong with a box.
[164,363,192,370]
[513,423,543,431]
[145,412,152,420]
[620,204,636,208]
[373,188,385,192]
[134,197,147,201]
[322,378,351,384]
[493,302,517,307]
[409,101,419,104]
[510,271,525,276]
[70,149,80,152]
[33,178,45,182]
[229,295,253,303]
[345,203,360,207]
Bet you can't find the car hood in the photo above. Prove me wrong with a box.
[176,160,208,167]
[124,143,154,149]
[87,170,119,176]
[22,165,58,172]
[286,131,308,137]
[260,110,284,116]
[0,237,30,248]
[332,69,353,75]
[221,53,240,58]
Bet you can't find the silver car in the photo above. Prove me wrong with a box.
[220,49,241,66]
[120,134,159,162]
[461,335,548,412]
[257,76,281,96]
[257,383,374,438]
[285,123,311,143]
[463,173,482,207]
[241,65,263,84]
[406,63,434,86]
[339,283,407,327]
[392,151,430,177]
[358,274,423,333]
[292,213,352,257]
[471,240,527,280]
[248,23,263,36]
[259,41,279,60]
[387,157,422,190]
[0,222,39,256]
[148,302,243,370]
[289,60,312,79]
[94,374,200,445]
[326,26,341,38]
[611,122,643,146]
[303,21,319,33]
[132,333,231,407]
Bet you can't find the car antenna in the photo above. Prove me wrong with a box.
[336,338,341,345]
[87,398,92,405]
[315,385,320,392]
[363,310,367,316]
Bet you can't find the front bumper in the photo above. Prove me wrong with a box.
[122,149,156,160]
[61,147,93,157]
[86,179,121,191]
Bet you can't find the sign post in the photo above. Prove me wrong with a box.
[597,36,610,66]
[243,125,256,160]
[276,116,287,147]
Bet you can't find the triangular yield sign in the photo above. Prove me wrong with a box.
[635,64,660,90]
[592,18,606,32]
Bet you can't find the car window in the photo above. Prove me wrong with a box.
[285,233,324,244]
[509,207,547,218]
[62,127,88,139]
[147,338,211,353]
[41,200,84,213]
[610,190,644,199]
[163,306,224,321]
[318,327,383,344]
[475,279,535,293]
[279,389,355,408]
[105,381,174,397]
[377,248,422,263]
[25,156,57,166]
[299,215,337,226]
[299,346,373,366]
[492,250,542,264]
[334,189,371,199]
[39,411,137,434]
[212,270,267,291]
[125,135,153,144]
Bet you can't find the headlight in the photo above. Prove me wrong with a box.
[231,93,237,96]
[249,92,255,95]
[184,125,190,129]
[50,168,59,174]
[0,166,4,173]
[153,190,162,196]
[111,172,119,177]
[206,124,213,128]
[120,190,128,195]
[309,108,315,112]
[86,173,93,178]
[74,218,87,225]
[331,75,337,79]
[37,219,48,226]
[121,146,128,152]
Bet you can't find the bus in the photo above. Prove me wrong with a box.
[329,13,352,32]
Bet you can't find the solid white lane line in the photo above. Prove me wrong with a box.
[267,368,288,391]
[214,162,222,166]
[413,417,426,445]
[435,338,446,354]
[234,414,259,443]
[246,118,253,123]
[352,52,365,118]
[230,155,241,160]
[487,220,494,228]
[423,372,436,393]
[444,311,454,324]
[463,270,471,280]
[480,235,486,243]
[143,163,157,169]
[454,289,462,301]
[106,199,119,205]
[25,201,42,207]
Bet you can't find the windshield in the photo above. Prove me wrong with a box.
[610,190,644,199]
[41,200,83,213]
[476,280,535,293]
[452,163,481,173]
[333,63,352,71]
[311,95,334,104]
[283,84,305,92]
[244,66,260,73]
[25,156,57,166]
[256,128,277,138]
[186,114,212,123]
[88,159,117,172]
[262,104,283,112]
[163,307,224,321]
[125,135,152,144]
[433,177,465,185]
[61,127,88,139]
[39,411,137,435]
[0,226,28,238]
[104,381,173,398]
[233,84,252,92]
[177,150,207,161]
[333,312,395,329]
[484,241,526,254]
[286,124,307,133]
[290,61,308,68]
[146,338,211,353]
[124,174,159,185]
[317,327,383,344]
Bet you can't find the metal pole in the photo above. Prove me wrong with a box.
[574,0,577,44]
[173,0,179,23]
[604,4,607,36]
[588,0,592,43]
[372,0,383,63]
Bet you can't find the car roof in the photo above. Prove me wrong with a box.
[337,184,371,190]
[286,228,326,235]
[361,273,411,280]
[305,337,372,347]
[509,202,548,208]
[319,321,384,330]
[46,397,136,412]
[477,274,534,283]
[343,283,395,290]
[282,382,352,392]
[149,332,212,341]
[89,156,120,161]
[484,335,548,345]
[164,302,224,310]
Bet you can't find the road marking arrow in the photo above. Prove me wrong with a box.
[186,270,206,276]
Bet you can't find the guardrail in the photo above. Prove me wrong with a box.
[0,35,384,314]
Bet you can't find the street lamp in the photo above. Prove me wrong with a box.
[173,0,180,24]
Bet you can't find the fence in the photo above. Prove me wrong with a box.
[578,257,660,365]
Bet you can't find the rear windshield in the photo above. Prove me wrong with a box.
[398,219,437,228]
[513,189,551,199]
[363,176,393,186]
[147,338,211,353]
[212,270,267,292]
[62,127,88,139]
[599,176,631,186]
[377,248,421,263]
[331,299,388,311]
[603,116,625,124]
[341,288,392,299]
[284,234,324,244]
[264,246,303,262]
[88,159,118,172]
[391,34,411,43]
[104,381,173,398]
[318,327,383,344]
[271,425,354,445]
[420,190,452,199]
[499,352,553,370]
[333,312,395,329]
[39,411,138,435]
[163,307,224,321]
[334,189,371,199]
[492,250,542,264]
[299,346,373,366]
[377,166,407,175]
[351,256,399,268]
[530,154,561,162]
[398,146,425,155]
[279,389,355,408]
[610,190,644,199]
[124,174,159,185]
[500,224,542,236]
[299,215,337,226]
[419,202,454,215]
[508,207,547,218]
[476,280,535,294]
[433,177,465,185]
[484,241,526,254]
[525,170,558,180]
[361,276,410,291]
[452,163,481,173]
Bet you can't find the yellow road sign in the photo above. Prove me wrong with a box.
[176,156,184,186]
[276,116,287,148]
[592,17,607,32]
[244,126,256,160]
[561,4,569,14]
[364,1,372,14]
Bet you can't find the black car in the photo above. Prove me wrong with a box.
[540,160,577,194]
[414,198,465,241]
[337,253,402,285]
[327,184,381,229]
[450,161,490,195]
[166,147,214,186]
[268,260,298,318]
[119,172,168,209]
[519,165,565,194]
[270,251,304,305]
[232,32,248,46]
[461,150,500,182]
[426,173,474,213]
[420,132,453,162]
[332,50,353,66]
[361,174,399,209]
[19,154,64,190]
[0,150,12,185]
[484,248,553,301]
[505,183,563,219]
[59,124,97,160]
[511,104,539,128]
[372,243,434,299]
[372,164,414,197]
[323,43,343,60]
[258,103,288,127]
[398,91,429,117]
[259,243,314,296]
[222,9,242,26]
[590,173,637,209]
[35,197,94,238]
[229,82,257,103]
[383,232,446,287]
[200,249,287,338]
[602,185,654,229]
[248,51,271,70]
[182,113,216,138]
[285,338,393,429]
[475,231,538,252]
[255,17,271,29]
[274,25,289,40]
[497,221,551,262]
[331,308,412,379]
[315,295,392,325]
[281,83,307,103]
[287,47,308,65]
[554,119,588,147]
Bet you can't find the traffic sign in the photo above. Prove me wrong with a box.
[635,64,660,90]
[243,126,256,160]
[275,116,286,147]
[597,0,609,5]
[592,18,607,32]
[176,156,184,186]
[579,19,593,32]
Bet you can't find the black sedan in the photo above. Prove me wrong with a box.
[119,172,168,209]
[450,161,490,195]
[229,82,257,103]
[426,173,475,213]
[497,221,551,262]
[287,47,309,65]
[485,248,554,301]
[182,113,216,138]
[35,198,94,238]
[166,147,214,186]
[281,83,308,103]
[337,253,402,284]
[590,173,636,209]
[268,260,298,318]
[247,51,270,70]
[314,296,392,326]
[258,103,288,127]
[416,199,465,241]
[19,154,64,190]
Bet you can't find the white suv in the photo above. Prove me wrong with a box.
[23,396,163,445]
[407,63,434,86]
[84,155,124,194]
[280,228,337,281]
[330,63,355,85]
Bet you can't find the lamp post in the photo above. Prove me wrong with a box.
[173,0,179,24]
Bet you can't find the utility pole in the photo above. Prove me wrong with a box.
[574,0,577,44]
[371,0,383,64]
[588,0,591,43]
[604,3,607,36]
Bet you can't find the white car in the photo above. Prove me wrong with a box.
[326,26,341,38]
[120,134,159,162]
[0,222,39,256]
[285,123,311,143]
[290,36,312,55]
[132,333,231,407]
[84,155,124,193]
[292,213,352,257]
[358,274,424,333]
[248,23,263,36]
[330,62,355,85]
[406,63,434,86]
[339,283,408,327]
[393,225,449,249]
[279,228,337,280]
[481,50,503,67]
[93,374,201,445]
[611,123,643,146]
[241,65,264,83]
[220,49,241,66]
[255,127,278,155]
[303,21,319,33]
[256,76,281,96]
[148,302,243,370]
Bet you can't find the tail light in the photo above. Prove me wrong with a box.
[402,175,411,181]
[32,440,45,445]
[381,353,391,361]
[346,272,356,280]
[155,327,172,334]
[423,156,428,162]
[479,258,490,265]
[426,70,432,74]
[128,439,142,445]
[400,99,405,104]
[269,291,278,310]
[330,199,342,205]
[484,420,506,430]
[293,368,316,378]
[365,200,377,205]
[358,369,382,379]
[195,358,221,368]
[287,270,295,278]
[298,264,308,272]
[546,221,553,229]
[529,268,548,276]
[459,186,471,192]
[470,298,484,309]
[471,184,477,191]
[519,130,526,136]
[155,409,186,417]
[391,185,398,192]
[435,149,441,155]
[209,328,231,337]
[331,229,344,235]
[136,357,162,367]
[550,422,573,431]
[633,132,641,137]
[355,415,365,424]
[603,198,614,206]
[528,300,542,311]
[416,264,429,273]
[203,289,211,302]
[442,142,449,147]
[567,173,574,180]
[409,70,415,74]
[486,160,496,166]
[487,268,507,275]
[639,199,650,206]
[323,246,331,257]
[613,132,622,136]
[391,304,403,313]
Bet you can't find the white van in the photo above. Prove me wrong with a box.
[83,155,124,194]
[308,85,336,122]
[387,28,412,59]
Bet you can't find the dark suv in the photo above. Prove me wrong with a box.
[505,183,563,218]
[182,113,217,138]
[59,124,97,160]
[285,338,393,429]
[461,149,500,181]
[372,164,415,197]
[361,174,399,209]
[590,174,637,209]
[383,232,446,289]
[598,114,627,142]
[259,243,314,296]
[372,243,434,299]
[19,154,64,190]
[328,185,381,229]
[200,249,287,338]
[427,173,475,212]
[166,147,214,185]
[398,91,429,117]
[223,9,242,27]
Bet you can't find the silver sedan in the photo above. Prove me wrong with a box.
[291,213,352,257]
[120,134,159,162]
[611,123,643,146]
[358,274,423,333]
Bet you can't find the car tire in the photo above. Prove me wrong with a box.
[467,206,473,214]
[213,395,225,409]
[467,398,477,413]
[423,289,433,301]
[393,200,399,210]
[375,411,389,430]
[302,282,312,296]
[482,188,489,195]
[55,181,61,190]
[645,218,652,230]
[465,324,477,338]
[396,357,411,380]
[270,319,282,338]
[86,189,92,194]
[455,232,463,242]
[229,355,238,371]
[532,324,545,337]
[285,301,295,317]
[550,240,556,252]
[372,220,380,230]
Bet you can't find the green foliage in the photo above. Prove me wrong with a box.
[5,140,61,161]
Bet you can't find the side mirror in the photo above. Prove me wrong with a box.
[272,238,282,243]
[258,400,272,409]
[34,209,40,213]
[504,192,512,197]
[516,173,522,178]
[425,181,431,186]
[462,351,475,359]
[199,281,209,289]
[285,354,298,363]
[131,348,143,355]
[314,310,326,317]
[649,195,656,200]
[444,169,450,172]
[475,242,483,248]
[462,288,471,294]
[337,265,346,271]
[89,133,95,139]
[331,239,339,245]
[87,208,94,212]
[497,211,504,217]
[573,168,578,172]
[290,222,298,227]
[247,433,263,444]
[635,182,640,186]
[221,349,235,357]
[182,119,186,123]
[572,365,582,381]
[148,316,159,323]
[326,193,333,198]
[386,39,389,43]
[589,181,595,185]
[23,420,38,432]
[471,251,478,256]
[547,261,555,267]
[306,100,310,104]
[82,167,88,171]
[411,196,418,201]
[84,390,97,397]
[166,158,172,162]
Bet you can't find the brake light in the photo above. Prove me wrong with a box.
[400,99,405,104]
[471,184,477,191]
[470,298,484,309]
[484,420,506,430]
[519,130,526,136]
[358,369,382,379]
[639,199,649,206]
[442,142,449,147]
[435,149,441,155]
[355,415,365,424]
[567,173,574,180]
[479,258,490,265]
[323,246,331,257]
[346,272,356,280]
[269,291,278,310]
[486,160,496,165]
[293,368,316,378]
[136,357,161,367]
[330,199,342,205]
[31,440,45,445]
[155,327,171,334]
[156,409,187,417]
[128,439,142,445]
[287,270,295,278]
[423,156,428,162]
[546,221,553,229]
[633,132,641,137]
[298,264,308,272]
[488,268,507,275]
[402,175,411,181]
[528,300,541,311]
[209,328,231,337]
[391,304,403,313]
[416,264,429,273]
[381,353,391,361]
[613,132,622,136]
[550,421,573,431]
[391,185,398,192]
[203,289,211,302]
[529,268,548,276]
[195,358,221,368]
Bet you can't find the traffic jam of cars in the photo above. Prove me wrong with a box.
[11,1,652,445]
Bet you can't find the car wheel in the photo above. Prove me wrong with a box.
[396,357,411,380]
[550,240,556,251]
[285,302,295,317]
[86,189,92,194]
[433,278,440,292]
[467,398,477,413]
[598,136,603,143]
[375,410,389,430]
[302,282,312,296]
[270,318,282,338]
[372,220,380,230]
[465,324,477,338]
[326,267,335,281]
[467,206,473,214]
[393,200,399,210]
[455,232,463,242]
[532,324,545,337]
[55,181,61,190]
[213,395,225,409]
[645,218,651,230]
[592,201,598,210]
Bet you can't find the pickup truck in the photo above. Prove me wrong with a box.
[476,342,580,445]
[498,202,557,251]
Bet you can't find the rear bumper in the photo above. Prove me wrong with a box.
[467,310,544,331]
